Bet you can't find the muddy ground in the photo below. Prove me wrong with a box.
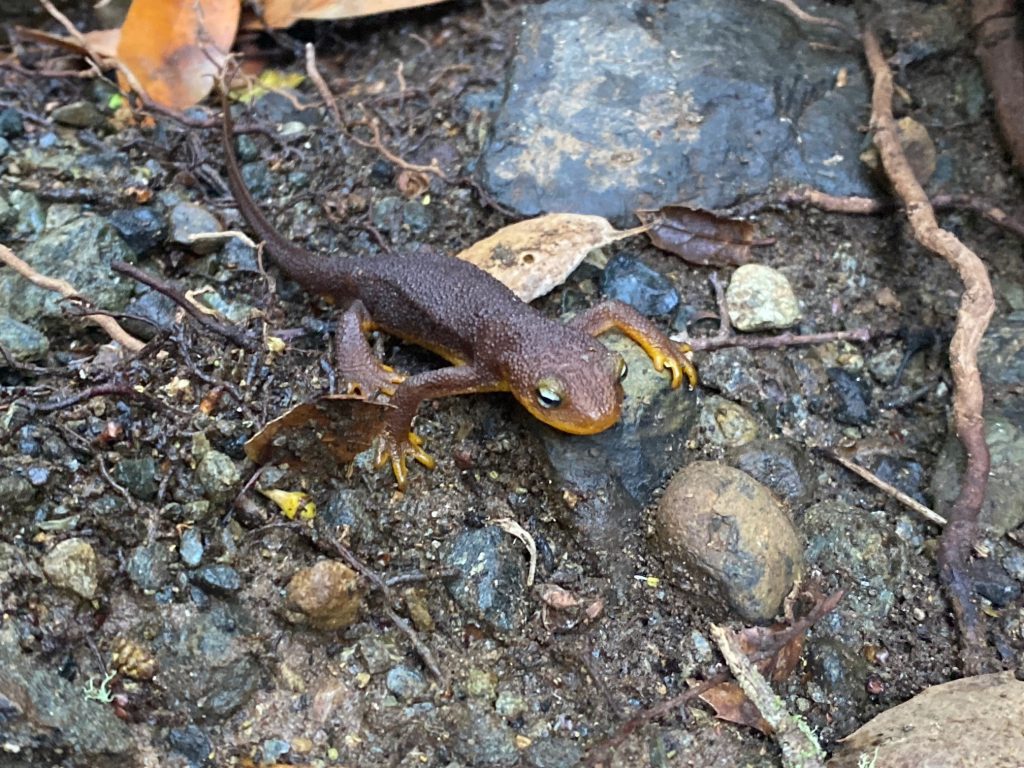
[1,1,1022,767]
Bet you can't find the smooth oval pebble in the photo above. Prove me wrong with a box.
[653,461,804,622]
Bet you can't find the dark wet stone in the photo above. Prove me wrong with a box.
[827,367,873,426]
[402,199,433,233]
[0,316,49,363]
[240,161,272,198]
[155,604,262,721]
[195,449,240,502]
[16,424,42,456]
[971,558,1021,608]
[446,526,529,632]
[262,738,291,763]
[601,253,679,316]
[386,665,428,702]
[731,437,816,507]
[220,236,259,273]
[0,627,133,766]
[124,287,178,338]
[871,455,927,505]
[5,189,45,240]
[370,158,394,182]
[449,707,520,767]
[654,461,804,622]
[371,196,403,232]
[114,455,157,501]
[807,638,870,710]
[169,202,222,255]
[192,564,242,596]
[480,0,869,223]
[526,737,584,768]
[127,542,174,591]
[235,133,259,162]
[0,211,135,330]
[51,101,104,128]
[179,528,204,567]
[168,724,212,767]
[320,487,376,544]
[0,136,8,156]
[0,107,24,138]
[0,474,35,514]
[108,207,167,254]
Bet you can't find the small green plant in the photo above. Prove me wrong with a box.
[83,670,116,703]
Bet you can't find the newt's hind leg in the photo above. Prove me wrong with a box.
[333,300,405,398]
[570,300,697,389]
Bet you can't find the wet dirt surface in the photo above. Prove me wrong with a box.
[1,1,1023,766]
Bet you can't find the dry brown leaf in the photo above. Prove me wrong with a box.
[455,213,642,303]
[245,394,391,473]
[260,0,450,28]
[14,26,121,61]
[637,205,756,267]
[117,0,241,109]
[699,681,774,736]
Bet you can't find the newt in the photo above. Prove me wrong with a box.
[221,94,696,488]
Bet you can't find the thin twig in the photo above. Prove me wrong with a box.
[823,450,947,526]
[766,187,1024,241]
[865,28,995,672]
[111,260,259,352]
[710,624,826,768]
[766,0,855,37]
[304,43,345,132]
[0,244,145,352]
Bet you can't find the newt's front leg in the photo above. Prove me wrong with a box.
[569,300,697,389]
[376,364,505,489]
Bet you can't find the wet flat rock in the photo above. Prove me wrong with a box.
[480,0,870,223]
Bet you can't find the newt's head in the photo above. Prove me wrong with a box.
[508,337,627,435]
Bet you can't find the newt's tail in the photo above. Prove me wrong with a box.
[220,88,338,292]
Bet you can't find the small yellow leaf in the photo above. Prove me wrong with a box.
[234,70,307,104]
[261,488,316,520]
[266,335,287,354]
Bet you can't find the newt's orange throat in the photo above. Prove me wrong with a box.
[221,90,696,488]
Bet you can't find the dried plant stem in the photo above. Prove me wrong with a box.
[865,28,995,672]
[0,243,144,352]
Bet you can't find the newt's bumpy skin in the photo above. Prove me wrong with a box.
[221,93,695,488]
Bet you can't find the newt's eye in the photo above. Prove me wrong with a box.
[536,378,565,409]
[617,358,628,380]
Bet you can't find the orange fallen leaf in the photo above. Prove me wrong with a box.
[117,0,241,109]
[260,0,450,28]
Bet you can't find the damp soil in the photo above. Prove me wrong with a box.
[0,2,1022,767]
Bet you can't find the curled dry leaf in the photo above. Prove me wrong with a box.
[699,681,774,736]
[538,583,580,610]
[637,205,756,267]
[455,213,643,303]
[245,393,391,474]
[259,0,451,28]
[117,0,241,109]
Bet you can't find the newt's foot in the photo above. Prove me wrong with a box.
[343,363,407,399]
[374,429,436,489]
[645,340,698,390]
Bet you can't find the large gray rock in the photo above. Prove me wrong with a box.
[480,0,871,224]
